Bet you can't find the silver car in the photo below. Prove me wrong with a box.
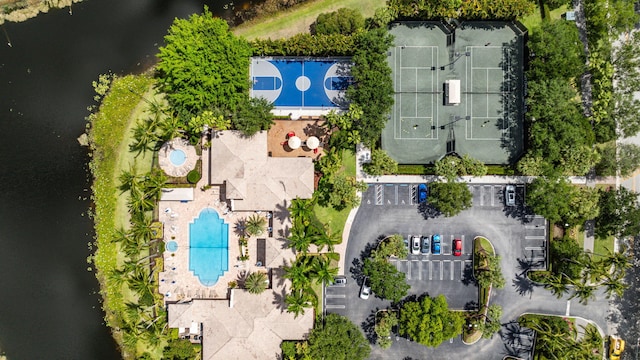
[505,185,516,206]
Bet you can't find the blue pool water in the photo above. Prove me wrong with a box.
[166,240,178,252]
[169,149,186,166]
[189,208,229,286]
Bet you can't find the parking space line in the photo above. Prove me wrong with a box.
[525,236,546,240]
[326,305,346,309]
[418,261,422,280]
[395,185,398,205]
[410,184,416,205]
[407,260,412,280]
[525,225,545,229]
[326,294,346,298]
[375,184,383,205]
[491,186,495,206]
[440,261,444,280]
[479,186,484,206]
[429,261,433,280]
[525,246,545,251]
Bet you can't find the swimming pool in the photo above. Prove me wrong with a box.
[189,208,229,286]
[169,149,186,166]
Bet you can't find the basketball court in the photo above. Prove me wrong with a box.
[250,58,351,115]
[383,22,526,165]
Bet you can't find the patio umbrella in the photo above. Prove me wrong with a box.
[306,136,320,149]
[288,136,301,149]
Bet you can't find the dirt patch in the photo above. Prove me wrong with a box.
[553,224,564,239]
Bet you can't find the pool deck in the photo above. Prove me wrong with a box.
[158,142,298,301]
[157,133,320,359]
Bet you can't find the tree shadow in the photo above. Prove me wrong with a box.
[233,218,247,238]
[499,321,535,359]
[512,271,535,297]
[417,202,441,220]
[361,308,379,344]
[271,286,288,313]
[464,300,479,311]
[461,261,476,286]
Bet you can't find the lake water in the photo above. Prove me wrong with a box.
[0,1,239,358]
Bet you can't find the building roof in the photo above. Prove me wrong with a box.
[209,131,314,210]
[167,271,313,360]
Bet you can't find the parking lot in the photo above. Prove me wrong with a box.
[334,182,548,357]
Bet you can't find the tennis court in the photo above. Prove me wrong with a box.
[250,57,351,109]
[383,22,525,165]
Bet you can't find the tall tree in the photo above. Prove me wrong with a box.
[156,7,252,120]
[313,8,365,35]
[285,289,313,318]
[429,182,472,217]
[595,187,640,238]
[398,294,464,347]
[362,257,410,302]
[307,314,370,360]
[362,149,398,176]
[245,214,267,237]
[346,28,394,147]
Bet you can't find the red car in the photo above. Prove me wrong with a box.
[453,239,462,256]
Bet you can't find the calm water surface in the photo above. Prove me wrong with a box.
[0,1,236,358]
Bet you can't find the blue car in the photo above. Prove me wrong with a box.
[418,183,428,203]
[431,234,441,255]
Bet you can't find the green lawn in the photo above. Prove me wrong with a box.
[313,150,356,238]
[519,4,570,34]
[592,235,614,261]
[233,0,386,40]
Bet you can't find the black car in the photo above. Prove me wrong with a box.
[421,236,430,254]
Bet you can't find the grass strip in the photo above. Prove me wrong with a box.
[233,0,385,40]
[87,73,154,352]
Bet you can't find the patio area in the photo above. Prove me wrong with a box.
[267,119,328,158]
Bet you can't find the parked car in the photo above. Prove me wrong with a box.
[421,235,430,254]
[432,234,441,255]
[609,336,625,360]
[453,238,462,256]
[418,183,428,203]
[411,235,421,255]
[360,277,371,300]
[332,276,347,286]
[505,185,516,206]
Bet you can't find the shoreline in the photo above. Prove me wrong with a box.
[0,0,81,25]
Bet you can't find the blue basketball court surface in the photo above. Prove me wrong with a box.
[250,58,351,109]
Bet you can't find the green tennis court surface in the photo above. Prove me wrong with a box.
[382,21,526,165]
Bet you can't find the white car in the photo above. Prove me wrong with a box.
[411,235,421,255]
[360,277,371,300]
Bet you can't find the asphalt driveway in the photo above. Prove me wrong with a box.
[329,182,614,360]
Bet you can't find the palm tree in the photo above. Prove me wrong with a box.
[127,267,154,302]
[245,214,267,237]
[288,197,315,223]
[602,273,628,299]
[544,273,570,299]
[314,225,341,252]
[283,260,311,291]
[285,289,312,318]
[130,213,155,244]
[118,168,140,193]
[127,187,155,214]
[130,120,159,155]
[244,271,268,294]
[603,246,632,273]
[143,169,167,202]
[310,256,338,285]
[569,280,597,305]
[107,268,128,288]
[287,220,313,254]
[158,115,184,141]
